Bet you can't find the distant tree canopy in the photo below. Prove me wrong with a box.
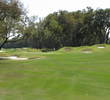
[24,7,110,49]
[2,7,110,50]
[0,0,25,49]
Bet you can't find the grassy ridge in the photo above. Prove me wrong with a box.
[0,44,110,100]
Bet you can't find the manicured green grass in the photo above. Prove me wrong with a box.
[0,45,110,100]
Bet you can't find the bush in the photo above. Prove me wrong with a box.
[41,48,54,52]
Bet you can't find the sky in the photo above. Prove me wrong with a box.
[20,0,110,18]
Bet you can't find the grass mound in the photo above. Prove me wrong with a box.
[58,44,110,54]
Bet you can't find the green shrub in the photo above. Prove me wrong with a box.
[41,48,54,52]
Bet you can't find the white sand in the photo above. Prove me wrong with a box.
[97,47,105,48]
[0,56,28,60]
[0,50,4,52]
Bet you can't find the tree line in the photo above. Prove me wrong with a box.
[0,0,110,50]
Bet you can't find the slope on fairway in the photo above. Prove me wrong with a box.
[0,45,110,100]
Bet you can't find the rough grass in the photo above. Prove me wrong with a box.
[0,44,110,100]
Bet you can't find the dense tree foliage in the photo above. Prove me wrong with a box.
[0,0,25,49]
[1,6,110,50]
[27,7,110,49]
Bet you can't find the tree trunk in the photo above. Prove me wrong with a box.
[105,28,110,44]
[0,38,8,50]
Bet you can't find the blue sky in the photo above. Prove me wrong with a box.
[20,0,110,17]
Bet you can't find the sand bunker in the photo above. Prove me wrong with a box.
[97,46,105,48]
[64,48,72,52]
[82,48,92,54]
[82,51,92,54]
[0,56,28,60]
[0,50,4,52]
[0,56,45,60]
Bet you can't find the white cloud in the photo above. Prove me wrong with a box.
[20,0,110,17]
